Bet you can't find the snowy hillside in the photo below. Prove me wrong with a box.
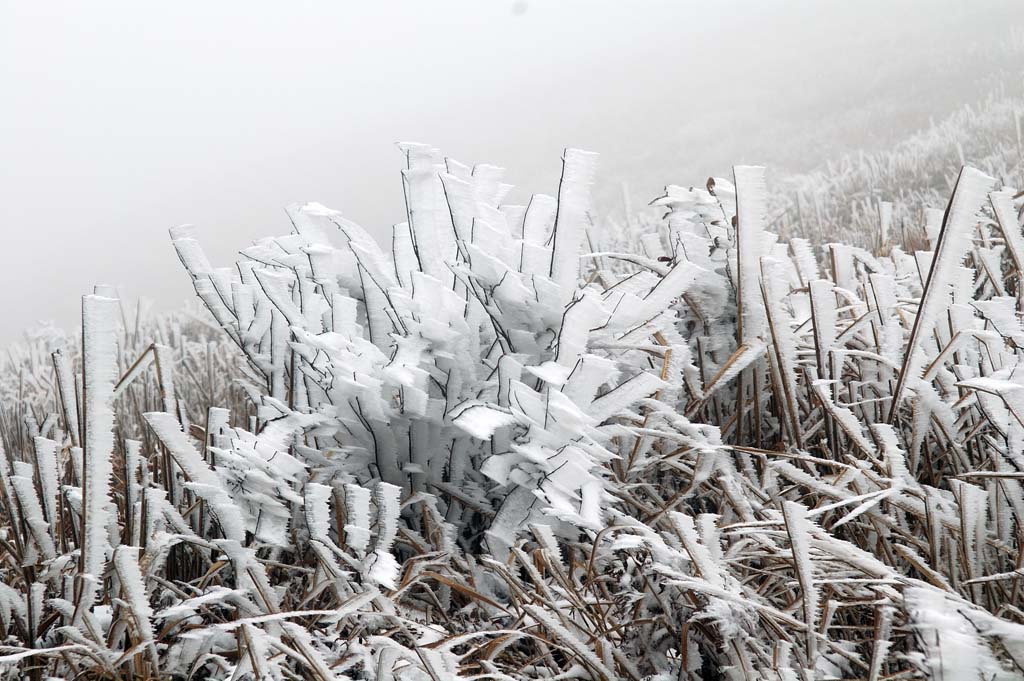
[776,90,1024,249]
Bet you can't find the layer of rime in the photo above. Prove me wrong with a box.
[1,134,1024,679]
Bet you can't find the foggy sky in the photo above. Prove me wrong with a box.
[2,0,1022,345]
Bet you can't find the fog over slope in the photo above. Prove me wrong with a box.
[1,0,1022,344]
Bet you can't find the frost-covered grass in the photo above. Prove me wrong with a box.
[775,88,1024,250]
[3,143,1024,680]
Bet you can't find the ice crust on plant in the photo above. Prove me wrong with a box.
[1,136,1024,679]
[171,144,706,561]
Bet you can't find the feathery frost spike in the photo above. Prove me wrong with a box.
[991,189,1024,275]
[344,484,372,554]
[52,348,80,446]
[366,482,402,589]
[761,258,802,447]
[304,482,334,543]
[733,165,769,342]
[670,512,723,588]
[550,149,598,303]
[113,545,157,667]
[10,474,56,561]
[782,501,818,668]
[79,294,120,609]
[790,237,819,285]
[808,280,837,380]
[32,436,59,526]
[889,166,995,420]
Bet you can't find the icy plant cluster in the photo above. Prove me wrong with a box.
[2,144,1024,680]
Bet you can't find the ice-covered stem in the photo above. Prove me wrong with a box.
[550,148,599,306]
[112,545,158,672]
[888,166,994,422]
[733,165,769,344]
[732,165,769,445]
[74,294,120,619]
[51,348,80,447]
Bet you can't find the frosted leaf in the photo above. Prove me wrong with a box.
[450,402,519,441]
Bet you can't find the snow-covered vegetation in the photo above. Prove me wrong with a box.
[775,90,1024,250]
[4,136,1024,680]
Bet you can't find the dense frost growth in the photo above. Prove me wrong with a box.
[3,142,1024,680]
[775,92,1024,249]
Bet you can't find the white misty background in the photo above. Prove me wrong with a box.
[0,0,1020,343]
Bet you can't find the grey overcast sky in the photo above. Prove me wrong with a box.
[2,1,1022,344]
